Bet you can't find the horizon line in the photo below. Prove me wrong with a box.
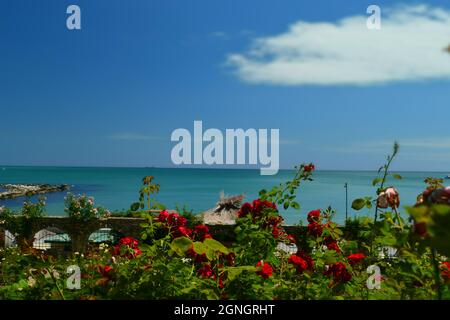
[0,164,448,174]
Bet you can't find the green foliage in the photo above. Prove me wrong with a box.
[259,163,314,210]
[64,193,109,221]
[130,176,165,212]
[352,197,373,211]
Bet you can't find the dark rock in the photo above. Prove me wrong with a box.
[0,184,71,200]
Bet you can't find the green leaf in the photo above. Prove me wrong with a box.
[291,201,300,210]
[392,174,402,180]
[203,238,229,254]
[352,198,366,211]
[130,202,141,211]
[224,266,256,282]
[170,237,193,256]
[193,241,207,255]
[323,250,339,264]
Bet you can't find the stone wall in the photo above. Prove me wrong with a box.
[0,217,146,254]
[0,217,310,254]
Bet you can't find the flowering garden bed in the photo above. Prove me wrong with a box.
[0,144,450,300]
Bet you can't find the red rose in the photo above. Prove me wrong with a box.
[118,237,133,247]
[238,202,253,218]
[288,255,308,273]
[297,251,314,270]
[307,222,323,237]
[197,264,214,278]
[326,241,341,253]
[267,216,282,227]
[441,262,450,280]
[272,226,283,239]
[176,216,187,227]
[174,226,192,238]
[113,237,141,259]
[168,213,185,226]
[287,234,297,244]
[98,265,113,278]
[325,262,352,283]
[413,222,428,237]
[252,199,277,215]
[256,261,273,279]
[307,209,321,224]
[193,224,211,241]
[347,253,365,266]
[225,252,236,266]
[118,237,139,249]
[194,224,209,234]
[304,164,315,172]
[262,200,277,211]
[156,210,170,223]
[133,248,142,257]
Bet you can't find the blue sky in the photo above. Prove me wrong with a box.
[1,0,450,171]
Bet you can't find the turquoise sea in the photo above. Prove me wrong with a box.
[0,167,447,224]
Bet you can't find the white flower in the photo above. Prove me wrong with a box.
[27,276,36,287]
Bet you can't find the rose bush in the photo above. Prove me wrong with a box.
[0,150,450,300]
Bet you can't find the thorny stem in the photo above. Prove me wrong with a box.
[371,142,399,255]
[374,142,399,223]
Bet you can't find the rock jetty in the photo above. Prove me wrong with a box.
[0,184,71,200]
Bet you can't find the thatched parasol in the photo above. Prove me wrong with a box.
[200,192,245,225]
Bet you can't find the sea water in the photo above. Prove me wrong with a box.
[0,166,446,224]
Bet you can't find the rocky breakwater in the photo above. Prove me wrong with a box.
[0,184,71,199]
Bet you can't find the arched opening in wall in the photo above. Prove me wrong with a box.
[3,230,17,248]
[33,228,71,253]
[88,228,123,248]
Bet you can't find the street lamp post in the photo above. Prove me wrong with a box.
[344,182,348,222]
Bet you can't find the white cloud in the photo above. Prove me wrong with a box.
[227,4,450,86]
